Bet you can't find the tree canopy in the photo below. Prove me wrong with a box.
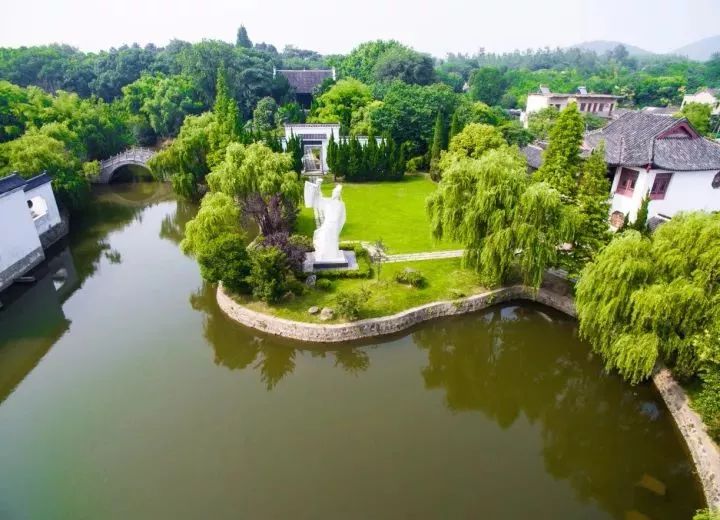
[427,147,576,288]
[576,212,720,384]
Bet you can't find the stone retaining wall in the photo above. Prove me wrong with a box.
[217,283,720,509]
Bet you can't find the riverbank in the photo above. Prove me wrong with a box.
[217,281,720,511]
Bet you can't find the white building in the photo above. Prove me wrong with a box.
[0,173,65,292]
[283,124,383,174]
[522,86,622,127]
[284,124,340,173]
[583,112,720,226]
[681,88,720,116]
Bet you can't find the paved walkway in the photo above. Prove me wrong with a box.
[383,250,464,263]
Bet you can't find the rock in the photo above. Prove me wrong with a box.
[305,274,317,287]
[319,307,334,321]
[308,306,320,315]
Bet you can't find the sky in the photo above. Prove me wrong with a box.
[1,0,719,57]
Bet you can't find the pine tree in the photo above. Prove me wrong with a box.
[429,111,445,179]
[236,26,252,48]
[286,132,303,175]
[366,133,379,180]
[327,133,337,176]
[214,67,240,140]
[337,139,349,178]
[632,194,650,234]
[571,142,611,271]
[347,136,363,181]
[449,110,462,143]
[534,103,584,198]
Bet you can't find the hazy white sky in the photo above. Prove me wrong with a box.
[2,0,718,56]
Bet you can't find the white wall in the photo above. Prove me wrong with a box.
[610,167,720,221]
[25,182,61,236]
[0,188,43,273]
[682,92,720,115]
[649,169,720,216]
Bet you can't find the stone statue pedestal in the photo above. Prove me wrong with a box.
[303,250,358,273]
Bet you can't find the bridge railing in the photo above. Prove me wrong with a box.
[101,147,156,166]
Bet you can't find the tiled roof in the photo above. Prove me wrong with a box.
[0,173,27,196]
[23,172,52,191]
[277,69,333,94]
[521,144,544,170]
[585,111,720,170]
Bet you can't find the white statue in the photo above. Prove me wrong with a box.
[304,180,347,264]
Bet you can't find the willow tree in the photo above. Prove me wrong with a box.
[534,103,584,198]
[427,147,576,288]
[207,142,302,235]
[576,212,720,384]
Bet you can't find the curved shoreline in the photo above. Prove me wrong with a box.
[217,283,720,510]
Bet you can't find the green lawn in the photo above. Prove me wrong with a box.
[238,258,485,323]
[295,174,461,254]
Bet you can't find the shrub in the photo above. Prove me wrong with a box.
[335,287,371,321]
[406,155,426,173]
[315,278,333,291]
[247,246,293,303]
[258,232,312,273]
[196,232,252,294]
[692,367,720,441]
[394,268,426,288]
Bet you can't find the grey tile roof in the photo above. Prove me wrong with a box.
[23,172,52,191]
[521,144,544,170]
[277,69,333,94]
[0,173,27,196]
[585,112,720,171]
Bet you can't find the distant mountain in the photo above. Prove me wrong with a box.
[569,40,654,57]
[672,35,720,61]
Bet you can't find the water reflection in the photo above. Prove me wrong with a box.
[413,304,704,519]
[0,247,78,403]
[189,283,371,389]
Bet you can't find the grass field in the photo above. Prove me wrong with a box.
[238,258,485,323]
[295,174,461,254]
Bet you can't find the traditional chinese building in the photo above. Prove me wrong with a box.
[0,173,66,292]
[274,68,336,108]
[584,112,720,225]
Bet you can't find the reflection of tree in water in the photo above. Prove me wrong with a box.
[413,303,704,519]
[159,198,198,246]
[189,283,372,390]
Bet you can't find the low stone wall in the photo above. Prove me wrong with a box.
[653,368,720,509]
[0,246,44,292]
[217,284,571,343]
[39,218,69,249]
[216,283,720,509]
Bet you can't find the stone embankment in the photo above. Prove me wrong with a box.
[216,282,720,510]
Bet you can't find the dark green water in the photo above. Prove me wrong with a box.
[0,183,705,519]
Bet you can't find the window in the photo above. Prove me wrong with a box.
[615,168,638,196]
[580,103,586,111]
[713,172,720,189]
[650,173,673,200]
[599,103,605,112]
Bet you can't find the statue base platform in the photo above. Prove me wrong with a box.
[303,251,358,273]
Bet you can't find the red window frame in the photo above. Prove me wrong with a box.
[650,172,673,200]
[615,168,638,196]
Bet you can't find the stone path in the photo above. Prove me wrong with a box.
[353,241,464,264]
[383,250,464,263]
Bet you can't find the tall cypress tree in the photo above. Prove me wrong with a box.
[347,136,362,181]
[534,103,584,198]
[236,26,252,48]
[449,110,462,143]
[571,141,611,271]
[214,67,240,140]
[337,138,349,178]
[366,133,379,180]
[430,111,445,180]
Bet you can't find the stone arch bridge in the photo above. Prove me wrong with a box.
[95,147,156,183]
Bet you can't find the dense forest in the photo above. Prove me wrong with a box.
[2,26,720,208]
